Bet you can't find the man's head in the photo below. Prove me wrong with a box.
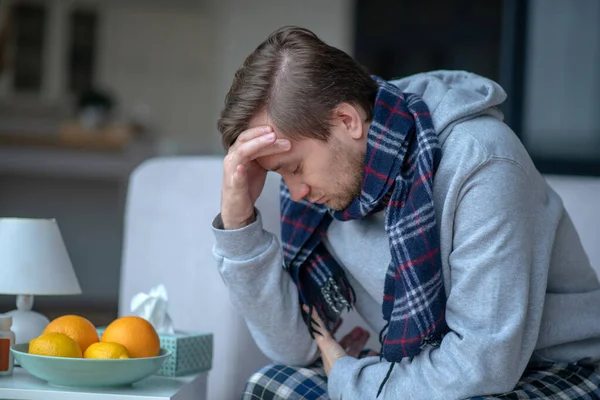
[217,26,378,210]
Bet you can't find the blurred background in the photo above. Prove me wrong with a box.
[0,0,598,325]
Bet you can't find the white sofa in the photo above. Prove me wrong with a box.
[118,156,600,400]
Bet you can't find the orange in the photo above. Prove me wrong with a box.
[100,316,160,358]
[43,315,99,353]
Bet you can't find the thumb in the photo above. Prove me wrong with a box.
[232,164,249,190]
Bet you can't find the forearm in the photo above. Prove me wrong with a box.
[212,211,318,365]
[328,321,528,400]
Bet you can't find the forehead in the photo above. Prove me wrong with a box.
[248,112,289,170]
[248,111,271,130]
[249,111,330,171]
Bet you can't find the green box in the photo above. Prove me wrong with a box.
[97,327,213,376]
[156,331,213,376]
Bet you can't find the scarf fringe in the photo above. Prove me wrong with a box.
[300,275,355,336]
[377,362,396,398]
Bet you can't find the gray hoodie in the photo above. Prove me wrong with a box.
[212,70,600,399]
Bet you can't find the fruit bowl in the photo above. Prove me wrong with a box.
[11,343,171,388]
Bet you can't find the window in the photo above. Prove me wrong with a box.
[354,0,600,176]
[354,0,503,82]
[520,0,600,175]
[0,0,99,102]
[12,2,46,93]
[68,8,97,93]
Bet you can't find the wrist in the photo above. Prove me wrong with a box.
[222,211,256,230]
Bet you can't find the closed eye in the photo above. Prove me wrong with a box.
[292,163,302,175]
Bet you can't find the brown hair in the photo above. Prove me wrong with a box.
[217,26,378,150]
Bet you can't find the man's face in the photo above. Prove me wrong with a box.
[252,110,367,211]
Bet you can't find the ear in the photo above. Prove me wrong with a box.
[332,102,364,140]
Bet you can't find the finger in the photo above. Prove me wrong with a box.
[346,330,370,358]
[357,349,378,359]
[235,125,273,144]
[231,164,249,190]
[338,327,363,349]
[346,341,363,358]
[302,305,331,341]
[249,139,291,161]
[228,133,277,166]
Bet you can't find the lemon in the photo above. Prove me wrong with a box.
[84,342,130,359]
[29,332,82,358]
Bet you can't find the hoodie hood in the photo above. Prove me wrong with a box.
[389,70,507,145]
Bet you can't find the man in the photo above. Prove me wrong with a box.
[211,26,600,399]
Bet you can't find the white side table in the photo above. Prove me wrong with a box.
[0,367,207,400]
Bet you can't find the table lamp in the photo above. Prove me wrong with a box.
[0,218,81,344]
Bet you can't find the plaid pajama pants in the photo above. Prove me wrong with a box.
[242,360,600,399]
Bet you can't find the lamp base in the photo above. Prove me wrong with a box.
[4,308,50,344]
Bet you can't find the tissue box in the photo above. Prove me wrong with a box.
[97,328,213,376]
[156,331,213,376]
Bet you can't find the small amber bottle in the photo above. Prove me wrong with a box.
[0,315,15,376]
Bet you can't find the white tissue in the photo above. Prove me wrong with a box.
[130,284,175,334]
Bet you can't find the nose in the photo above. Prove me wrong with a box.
[286,180,310,202]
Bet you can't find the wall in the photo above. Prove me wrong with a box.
[96,0,355,156]
[96,2,217,155]
[209,0,355,153]
[0,0,356,314]
[0,174,124,311]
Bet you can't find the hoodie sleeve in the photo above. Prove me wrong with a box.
[328,159,544,399]
[212,210,319,366]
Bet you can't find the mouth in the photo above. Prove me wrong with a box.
[314,196,327,204]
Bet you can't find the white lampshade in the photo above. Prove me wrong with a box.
[0,218,81,344]
[0,218,81,295]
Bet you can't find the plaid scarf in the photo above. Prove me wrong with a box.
[280,77,448,365]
